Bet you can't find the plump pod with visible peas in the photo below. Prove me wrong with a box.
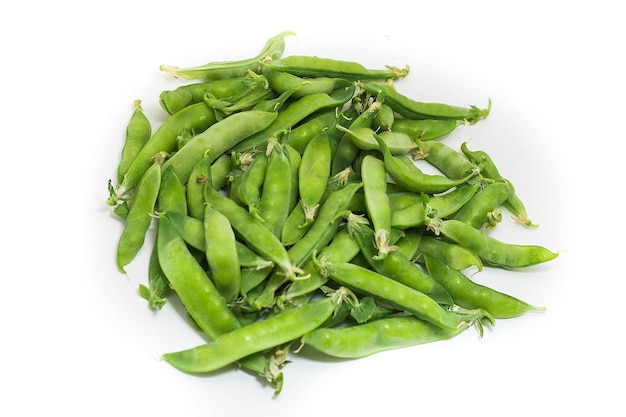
[162,291,345,373]
[424,254,546,319]
[427,218,558,268]
[302,315,472,359]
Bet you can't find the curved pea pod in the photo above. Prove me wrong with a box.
[361,81,491,124]
[418,235,483,272]
[210,153,233,191]
[138,239,170,310]
[204,184,302,280]
[116,100,151,184]
[262,65,352,98]
[230,85,356,153]
[116,152,165,273]
[314,258,492,331]
[391,118,463,141]
[453,180,511,229]
[302,315,471,359]
[374,132,476,194]
[424,254,546,319]
[285,109,341,154]
[373,102,395,131]
[461,142,536,227]
[161,293,343,374]
[116,102,217,196]
[204,206,241,304]
[415,139,476,180]
[266,55,409,81]
[354,225,454,306]
[159,31,295,80]
[162,110,278,184]
[159,76,267,115]
[427,219,558,269]
[337,126,417,155]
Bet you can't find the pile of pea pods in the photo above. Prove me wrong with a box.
[107,31,558,396]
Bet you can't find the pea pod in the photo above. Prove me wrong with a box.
[267,55,409,81]
[259,139,293,237]
[159,76,268,115]
[185,155,212,220]
[337,125,417,155]
[427,218,558,268]
[354,224,453,306]
[116,152,165,272]
[262,65,352,98]
[418,235,483,272]
[453,180,511,229]
[298,131,333,228]
[361,81,491,124]
[231,85,356,153]
[374,132,476,194]
[415,139,476,180]
[116,102,217,197]
[204,206,241,304]
[236,151,268,221]
[461,142,536,227]
[204,183,302,280]
[160,31,295,80]
[424,254,545,319]
[392,118,463,141]
[117,100,151,184]
[162,291,344,374]
[361,154,394,259]
[162,110,278,184]
[302,315,472,359]
[314,257,493,331]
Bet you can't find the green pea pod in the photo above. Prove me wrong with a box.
[415,139,476,180]
[461,142,537,227]
[354,224,453,306]
[374,132,476,194]
[337,126,417,156]
[186,155,212,220]
[116,152,165,273]
[116,102,217,196]
[162,293,343,374]
[286,109,341,154]
[162,110,278,184]
[138,238,170,310]
[315,258,492,331]
[424,254,545,319]
[361,81,491,124]
[209,153,233,191]
[266,55,409,81]
[453,180,511,229]
[157,216,276,387]
[262,65,352,98]
[237,151,268,221]
[204,206,241,304]
[418,235,484,272]
[159,76,268,115]
[361,155,393,259]
[428,218,558,269]
[117,100,151,184]
[302,315,471,359]
[298,131,333,228]
[230,85,356,153]
[158,165,187,214]
[259,139,293,237]
[391,118,463,141]
[282,226,360,303]
[373,102,395,131]
[331,99,381,175]
[204,184,302,280]
[160,31,295,80]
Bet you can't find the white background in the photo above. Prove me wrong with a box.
[1,1,624,415]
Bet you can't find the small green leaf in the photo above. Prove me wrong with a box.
[350,296,377,324]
